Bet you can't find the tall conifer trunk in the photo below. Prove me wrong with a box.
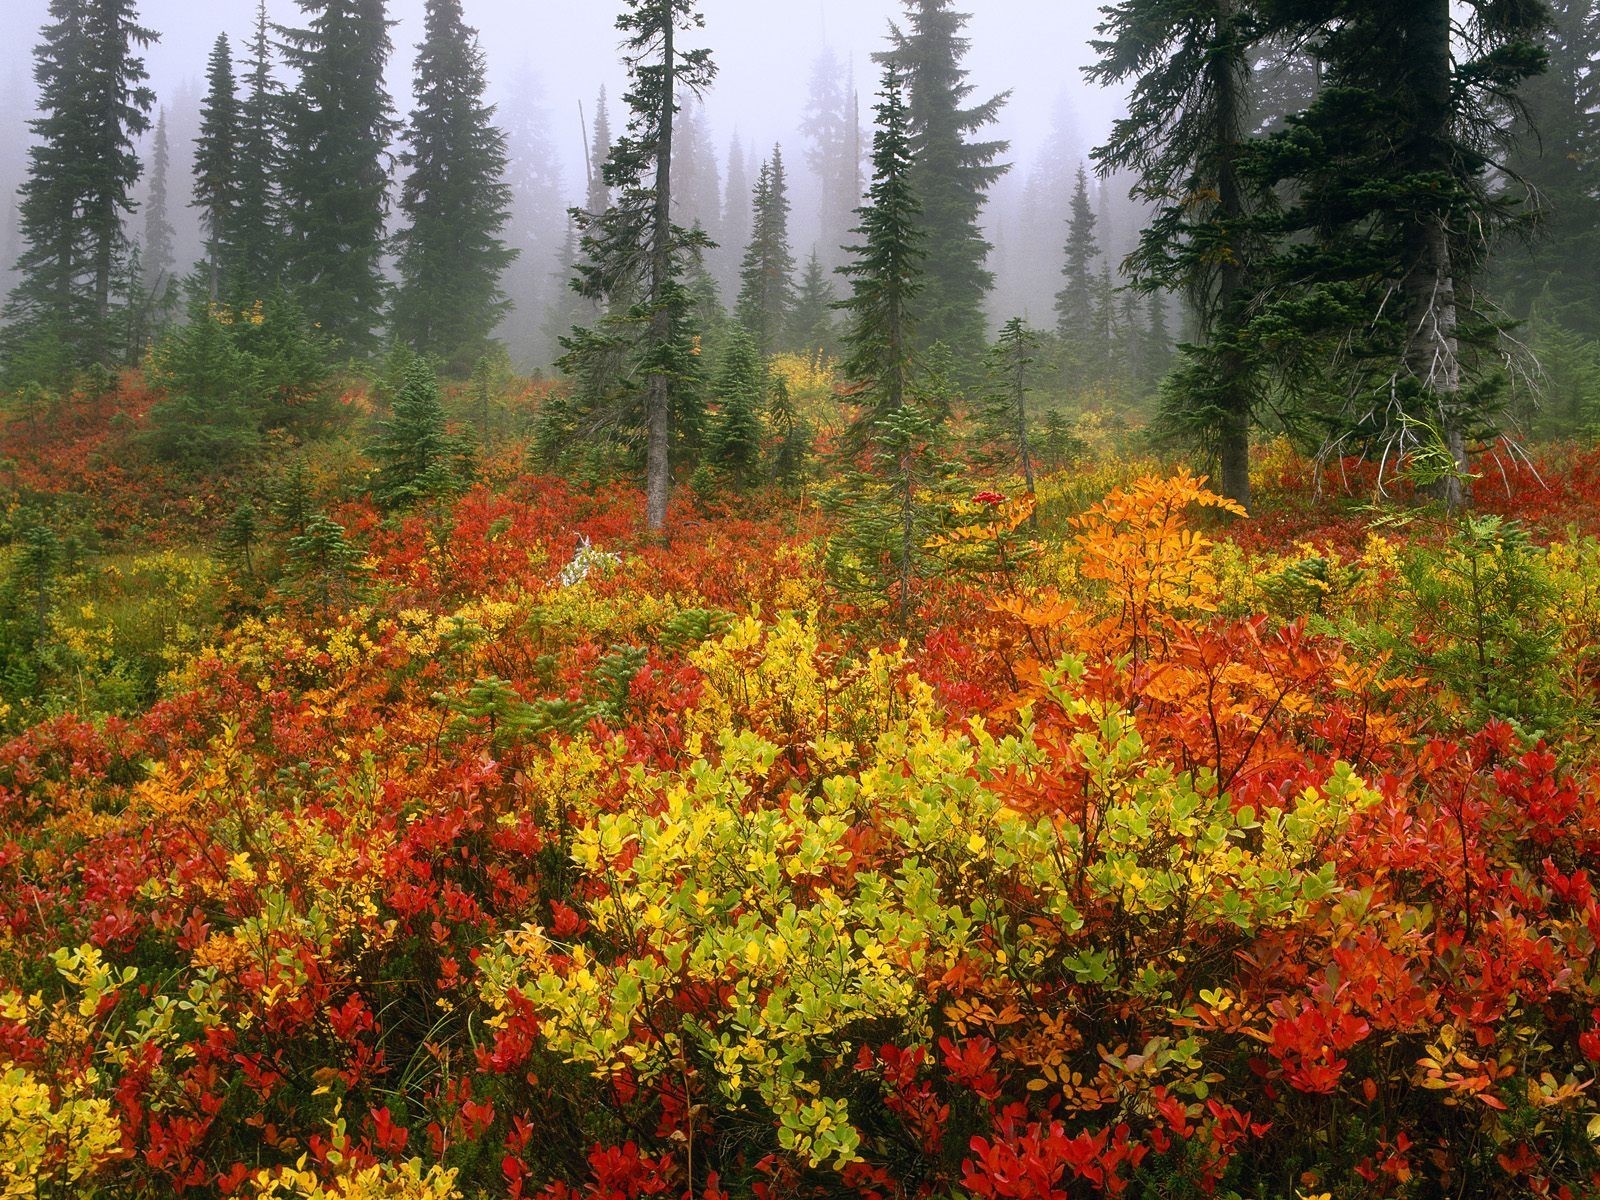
[1402,0,1468,510]
[1213,0,1251,513]
[645,16,676,534]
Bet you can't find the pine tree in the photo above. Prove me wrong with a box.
[561,0,717,534]
[498,68,566,368]
[767,372,812,490]
[838,65,926,447]
[802,46,863,272]
[876,0,1009,362]
[1054,164,1098,341]
[6,0,159,375]
[141,108,175,299]
[788,249,838,357]
[982,316,1040,526]
[391,0,516,371]
[1089,0,1266,510]
[1251,0,1550,510]
[1500,0,1600,335]
[232,0,281,302]
[585,87,613,220]
[717,134,751,297]
[735,145,796,357]
[707,325,765,485]
[369,357,474,508]
[193,37,240,301]
[277,0,397,355]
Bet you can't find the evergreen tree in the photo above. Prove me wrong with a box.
[369,358,474,508]
[802,46,863,272]
[766,372,812,490]
[392,0,517,371]
[193,37,240,301]
[277,0,397,355]
[232,0,282,302]
[6,0,159,374]
[735,145,796,357]
[1250,0,1550,510]
[1054,165,1098,339]
[561,0,717,534]
[788,249,838,357]
[585,87,613,220]
[877,0,1009,361]
[1089,0,1266,510]
[1500,0,1600,335]
[707,325,766,485]
[718,134,751,297]
[982,316,1040,526]
[498,67,566,368]
[1143,289,1175,391]
[837,65,926,447]
[142,107,175,298]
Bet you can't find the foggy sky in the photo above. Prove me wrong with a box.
[0,0,1123,210]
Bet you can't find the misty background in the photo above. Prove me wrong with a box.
[0,0,1146,369]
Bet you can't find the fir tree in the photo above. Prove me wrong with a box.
[767,372,812,490]
[718,134,751,297]
[707,325,766,485]
[1500,0,1600,335]
[232,0,281,301]
[392,0,517,371]
[788,249,838,357]
[6,0,159,374]
[584,87,613,220]
[369,358,473,509]
[193,37,240,301]
[1251,0,1551,510]
[141,107,175,299]
[561,0,717,534]
[1089,0,1266,509]
[802,46,863,272]
[1054,164,1098,342]
[982,316,1040,526]
[735,145,796,357]
[277,0,397,355]
[877,0,1009,361]
[837,65,926,447]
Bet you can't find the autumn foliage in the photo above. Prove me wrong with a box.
[5,427,1600,1199]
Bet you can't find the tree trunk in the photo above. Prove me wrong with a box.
[1015,356,1037,530]
[644,17,676,536]
[1211,0,1251,514]
[1402,0,1468,511]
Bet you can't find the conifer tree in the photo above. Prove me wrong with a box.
[232,0,281,302]
[877,0,1009,361]
[789,249,838,357]
[584,87,613,221]
[767,372,812,490]
[562,0,716,534]
[838,66,926,446]
[1500,0,1600,335]
[277,0,397,355]
[735,145,796,357]
[392,0,516,370]
[193,37,240,301]
[718,135,751,296]
[6,0,159,374]
[802,47,864,271]
[142,108,175,298]
[1054,164,1098,341]
[369,358,473,508]
[1251,0,1550,510]
[707,325,766,485]
[982,316,1040,526]
[1089,0,1265,509]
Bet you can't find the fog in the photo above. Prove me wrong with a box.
[0,1,1136,364]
